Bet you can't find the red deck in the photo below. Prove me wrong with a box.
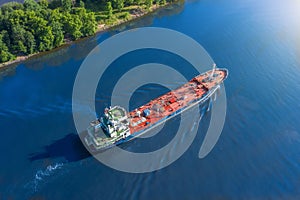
[128,69,227,134]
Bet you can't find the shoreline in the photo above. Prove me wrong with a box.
[0,2,175,69]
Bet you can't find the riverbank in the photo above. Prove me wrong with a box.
[0,2,177,69]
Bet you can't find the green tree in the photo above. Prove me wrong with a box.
[61,0,72,12]
[24,31,36,54]
[80,12,97,36]
[48,0,62,9]
[72,6,85,16]
[61,13,82,40]
[37,25,54,51]
[39,7,52,21]
[11,24,27,54]
[1,2,24,14]
[133,0,142,5]
[27,15,54,51]
[146,0,153,10]
[0,0,172,64]
[113,0,124,11]
[79,0,85,8]
[49,8,62,22]
[0,31,11,51]
[106,2,113,19]
[17,41,27,53]
[38,0,49,9]
[0,34,15,63]
[8,9,26,26]
[72,7,97,36]
[70,14,83,39]
[50,21,64,47]
[24,0,40,11]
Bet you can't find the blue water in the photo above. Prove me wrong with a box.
[1,0,300,199]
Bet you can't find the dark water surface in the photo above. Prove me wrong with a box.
[1,0,300,199]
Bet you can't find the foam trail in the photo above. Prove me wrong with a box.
[25,163,64,193]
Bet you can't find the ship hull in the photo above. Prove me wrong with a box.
[85,94,212,152]
[84,68,228,152]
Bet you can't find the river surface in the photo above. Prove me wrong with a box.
[1,0,300,199]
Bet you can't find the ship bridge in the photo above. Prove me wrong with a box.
[102,106,130,138]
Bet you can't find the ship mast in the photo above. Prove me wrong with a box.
[210,63,216,79]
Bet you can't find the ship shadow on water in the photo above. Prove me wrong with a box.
[28,133,91,163]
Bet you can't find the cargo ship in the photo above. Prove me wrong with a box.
[84,64,228,151]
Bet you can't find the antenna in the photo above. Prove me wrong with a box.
[210,63,216,79]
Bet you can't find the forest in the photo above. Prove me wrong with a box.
[0,0,173,63]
